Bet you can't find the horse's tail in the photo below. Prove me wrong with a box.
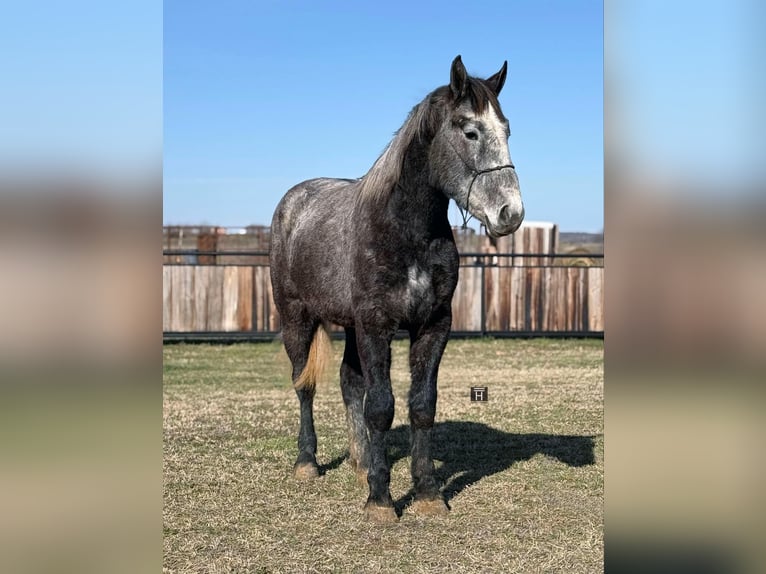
[294,324,332,392]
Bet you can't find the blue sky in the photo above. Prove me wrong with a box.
[164,0,604,232]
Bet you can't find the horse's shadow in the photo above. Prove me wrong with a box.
[382,421,596,513]
[319,421,597,514]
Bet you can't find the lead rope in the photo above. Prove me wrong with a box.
[458,164,515,229]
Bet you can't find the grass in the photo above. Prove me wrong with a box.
[164,338,603,573]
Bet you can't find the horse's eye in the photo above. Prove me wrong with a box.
[464,130,479,141]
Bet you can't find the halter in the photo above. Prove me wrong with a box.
[458,164,515,229]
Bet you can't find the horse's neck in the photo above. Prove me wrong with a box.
[387,144,451,239]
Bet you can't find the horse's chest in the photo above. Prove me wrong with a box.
[404,265,435,314]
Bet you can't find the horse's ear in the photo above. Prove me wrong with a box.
[450,55,468,100]
[486,61,508,95]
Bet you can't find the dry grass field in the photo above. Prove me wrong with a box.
[163,338,603,573]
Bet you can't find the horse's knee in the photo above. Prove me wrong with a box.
[409,393,436,429]
[410,409,435,429]
[364,389,394,431]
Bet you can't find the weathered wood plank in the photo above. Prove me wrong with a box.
[588,267,604,331]
[222,266,239,331]
[541,267,552,331]
[498,265,511,331]
[192,267,209,331]
[485,267,500,331]
[452,267,482,331]
[555,267,568,330]
[237,267,253,331]
[206,267,225,330]
[163,266,172,331]
[253,266,264,331]
[542,268,556,330]
[567,267,579,331]
[526,267,542,330]
[172,266,194,332]
[485,266,511,332]
[510,267,525,330]
[575,267,587,331]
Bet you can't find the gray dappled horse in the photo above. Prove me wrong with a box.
[270,56,524,522]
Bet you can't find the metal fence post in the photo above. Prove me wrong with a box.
[480,258,486,336]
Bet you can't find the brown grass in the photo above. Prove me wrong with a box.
[164,338,603,573]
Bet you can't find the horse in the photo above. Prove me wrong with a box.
[269,55,524,522]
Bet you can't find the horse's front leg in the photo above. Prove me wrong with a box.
[408,309,451,515]
[355,326,397,523]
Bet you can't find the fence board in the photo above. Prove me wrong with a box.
[510,267,525,330]
[485,267,499,331]
[555,268,568,330]
[588,267,604,331]
[541,268,552,331]
[237,267,253,331]
[172,266,193,331]
[498,265,512,330]
[163,267,172,331]
[527,268,543,330]
[567,267,578,331]
[253,266,264,331]
[192,267,210,330]
[207,267,225,330]
[452,267,482,331]
[574,267,586,331]
[485,266,513,332]
[222,267,239,331]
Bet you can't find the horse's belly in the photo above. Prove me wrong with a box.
[291,265,355,326]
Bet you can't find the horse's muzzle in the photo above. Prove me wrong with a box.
[488,201,524,237]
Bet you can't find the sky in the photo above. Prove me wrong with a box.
[163,0,604,232]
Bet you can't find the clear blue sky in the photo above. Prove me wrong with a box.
[164,0,604,232]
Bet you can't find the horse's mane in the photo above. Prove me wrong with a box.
[357,77,501,206]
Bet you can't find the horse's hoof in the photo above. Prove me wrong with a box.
[363,502,398,523]
[293,462,319,480]
[410,497,449,516]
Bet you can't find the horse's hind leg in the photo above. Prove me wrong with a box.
[340,328,370,485]
[282,316,321,479]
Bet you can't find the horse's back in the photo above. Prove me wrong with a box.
[270,178,358,325]
[272,178,355,236]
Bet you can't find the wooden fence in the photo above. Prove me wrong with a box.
[450,263,603,332]
[162,223,603,338]
[162,260,603,337]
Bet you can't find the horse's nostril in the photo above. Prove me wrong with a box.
[499,204,511,225]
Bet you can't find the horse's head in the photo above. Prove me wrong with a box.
[429,56,524,237]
